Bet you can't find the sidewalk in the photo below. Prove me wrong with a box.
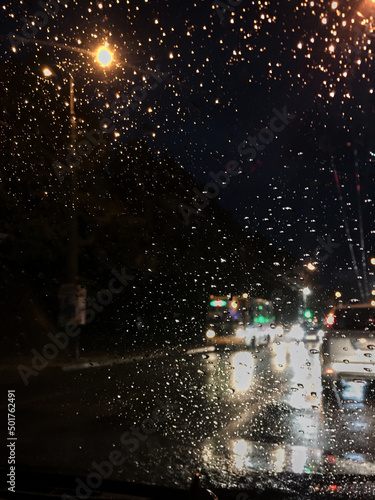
[0,343,214,373]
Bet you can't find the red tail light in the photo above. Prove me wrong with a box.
[325,313,335,326]
[328,485,338,492]
[325,368,334,374]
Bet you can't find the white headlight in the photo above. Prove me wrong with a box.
[274,326,283,336]
[206,330,215,338]
[290,325,304,340]
[236,328,246,338]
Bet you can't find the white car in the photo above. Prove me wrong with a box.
[244,325,272,347]
[322,303,375,387]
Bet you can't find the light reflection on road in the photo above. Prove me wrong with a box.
[201,337,375,478]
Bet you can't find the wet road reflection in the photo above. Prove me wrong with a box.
[2,336,375,492]
[199,336,375,483]
[201,339,324,478]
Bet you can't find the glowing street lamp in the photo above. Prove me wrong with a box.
[97,45,113,67]
[335,291,342,298]
[306,262,316,271]
[42,43,113,330]
[43,67,53,77]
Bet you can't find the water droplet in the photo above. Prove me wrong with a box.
[343,359,349,364]
[368,345,375,350]
[364,353,372,358]
[310,348,319,354]
[298,383,304,388]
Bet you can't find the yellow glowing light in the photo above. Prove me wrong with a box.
[43,67,53,77]
[371,290,375,296]
[335,291,341,298]
[371,258,375,265]
[331,1,338,9]
[97,46,112,67]
[307,263,316,271]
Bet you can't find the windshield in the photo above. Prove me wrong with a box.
[3,0,375,498]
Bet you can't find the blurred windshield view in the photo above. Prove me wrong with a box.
[2,0,375,498]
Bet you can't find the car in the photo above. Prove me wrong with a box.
[303,324,324,343]
[245,324,274,347]
[288,321,323,343]
[321,303,375,388]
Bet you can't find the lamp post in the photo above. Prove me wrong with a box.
[67,71,78,284]
[298,286,311,321]
[302,287,311,309]
[42,45,113,328]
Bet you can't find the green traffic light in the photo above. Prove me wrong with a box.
[304,310,312,319]
[254,316,265,323]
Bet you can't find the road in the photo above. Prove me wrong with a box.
[1,337,375,494]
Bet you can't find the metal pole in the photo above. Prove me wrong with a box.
[353,146,370,300]
[67,73,78,284]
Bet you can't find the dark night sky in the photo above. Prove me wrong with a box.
[1,0,375,299]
